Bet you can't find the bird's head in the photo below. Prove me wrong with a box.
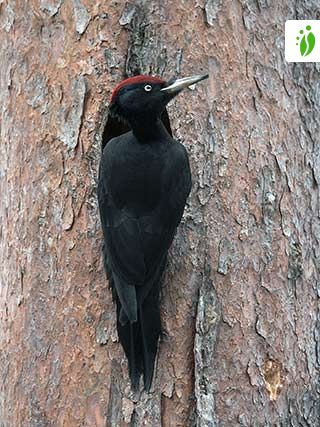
[109,74,208,125]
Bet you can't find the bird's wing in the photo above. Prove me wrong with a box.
[132,142,192,302]
[98,173,146,284]
[98,139,191,320]
[98,174,146,323]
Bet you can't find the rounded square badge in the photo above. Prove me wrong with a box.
[285,20,320,62]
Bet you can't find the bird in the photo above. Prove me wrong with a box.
[98,73,208,391]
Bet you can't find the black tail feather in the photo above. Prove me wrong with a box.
[139,283,161,391]
[116,282,161,391]
[105,245,164,391]
[129,322,141,391]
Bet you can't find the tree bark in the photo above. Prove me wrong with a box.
[1,1,319,426]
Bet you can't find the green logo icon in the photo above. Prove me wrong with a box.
[296,25,316,57]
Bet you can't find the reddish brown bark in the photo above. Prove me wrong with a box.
[0,1,319,426]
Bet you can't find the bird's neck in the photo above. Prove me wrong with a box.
[130,117,170,143]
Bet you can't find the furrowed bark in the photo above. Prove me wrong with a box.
[0,1,319,426]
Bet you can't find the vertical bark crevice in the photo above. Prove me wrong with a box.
[1,1,320,426]
[194,263,221,427]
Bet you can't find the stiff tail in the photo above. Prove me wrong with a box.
[117,282,161,391]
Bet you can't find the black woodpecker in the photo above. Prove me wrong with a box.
[98,73,208,391]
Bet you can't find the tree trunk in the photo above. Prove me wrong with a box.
[1,1,319,426]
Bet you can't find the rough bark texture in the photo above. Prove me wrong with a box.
[1,1,319,426]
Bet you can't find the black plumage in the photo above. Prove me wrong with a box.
[97,73,208,391]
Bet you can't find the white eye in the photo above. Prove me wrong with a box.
[144,84,152,92]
